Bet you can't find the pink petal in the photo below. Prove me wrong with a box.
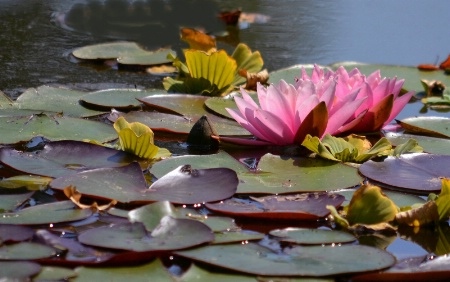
[241,87,259,109]
[325,98,366,135]
[383,91,415,126]
[252,109,295,145]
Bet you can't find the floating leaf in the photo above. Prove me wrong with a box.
[78,217,214,252]
[73,42,175,66]
[359,153,450,193]
[0,242,56,260]
[0,141,136,178]
[0,201,93,225]
[269,228,356,245]
[180,263,257,282]
[177,243,395,276]
[33,266,77,281]
[212,230,264,245]
[149,164,238,204]
[0,191,34,212]
[113,116,159,159]
[180,28,216,52]
[395,200,438,227]
[0,114,117,144]
[14,86,106,117]
[80,88,164,111]
[397,116,450,138]
[74,259,174,282]
[0,261,41,279]
[64,186,117,211]
[0,175,53,190]
[346,183,398,225]
[385,132,450,155]
[206,192,345,220]
[0,224,35,243]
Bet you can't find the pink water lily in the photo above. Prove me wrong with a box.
[223,65,414,146]
[301,65,415,133]
[225,74,366,146]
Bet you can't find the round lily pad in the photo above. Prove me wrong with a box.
[385,132,450,156]
[359,153,450,193]
[81,88,165,110]
[0,242,56,260]
[269,228,356,245]
[0,224,35,243]
[0,261,41,279]
[78,218,214,252]
[397,116,450,138]
[176,243,395,277]
[0,141,136,178]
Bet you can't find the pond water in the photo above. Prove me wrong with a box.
[0,0,450,278]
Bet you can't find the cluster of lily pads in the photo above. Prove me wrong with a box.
[1,29,450,280]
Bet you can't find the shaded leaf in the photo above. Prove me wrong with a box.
[0,224,35,243]
[398,116,450,138]
[270,228,356,245]
[0,242,56,260]
[0,261,41,279]
[33,266,77,281]
[385,132,450,155]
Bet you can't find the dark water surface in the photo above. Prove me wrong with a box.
[1,0,450,106]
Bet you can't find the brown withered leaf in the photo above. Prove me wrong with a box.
[395,201,439,227]
[218,9,242,26]
[239,69,269,90]
[439,54,450,70]
[417,64,440,71]
[180,28,216,52]
[421,79,446,97]
[63,185,117,212]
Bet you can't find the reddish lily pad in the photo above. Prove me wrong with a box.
[269,228,356,245]
[397,117,450,138]
[205,192,345,220]
[0,261,42,279]
[148,165,238,204]
[0,141,136,178]
[0,224,35,243]
[78,217,214,252]
[176,243,395,277]
[0,201,93,225]
[359,153,450,193]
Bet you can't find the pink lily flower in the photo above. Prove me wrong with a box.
[301,65,415,133]
[224,75,366,146]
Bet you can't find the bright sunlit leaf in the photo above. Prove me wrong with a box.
[180,28,216,52]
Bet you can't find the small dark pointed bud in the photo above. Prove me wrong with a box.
[186,115,219,151]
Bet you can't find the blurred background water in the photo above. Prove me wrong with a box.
[0,0,449,118]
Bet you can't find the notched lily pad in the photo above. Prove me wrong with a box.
[359,153,450,193]
[205,192,345,220]
[78,217,214,252]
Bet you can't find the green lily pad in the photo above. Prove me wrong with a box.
[0,201,93,225]
[33,266,77,281]
[204,96,237,119]
[0,242,56,260]
[73,259,174,282]
[206,193,344,220]
[0,261,41,279]
[0,114,117,144]
[180,263,257,282]
[0,141,136,178]
[14,86,106,117]
[177,243,395,276]
[78,217,214,252]
[213,230,265,244]
[269,228,356,245]
[237,153,363,194]
[397,117,450,138]
[359,153,450,193]
[385,132,450,155]
[72,42,175,66]
[80,88,165,110]
[0,191,34,212]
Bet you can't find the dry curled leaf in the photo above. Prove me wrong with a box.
[439,54,450,70]
[421,79,446,97]
[239,69,269,90]
[180,28,216,52]
[395,201,439,227]
[63,185,117,212]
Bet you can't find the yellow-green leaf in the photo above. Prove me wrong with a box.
[436,178,450,221]
[231,43,264,86]
[346,183,398,225]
